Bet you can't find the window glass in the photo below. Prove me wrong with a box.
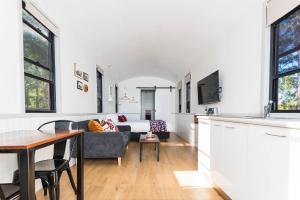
[278,9,300,55]
[24,61,50,80]
[23,23,51,68]
[278,73,300,110]
[278,51,300,74]
[23,8,55,112]
[186,82,191,113]
[97,71,103,113]
[22,10,49,36]
[179,89,182,113]
[25,76,50,111]
[271,6,300,112]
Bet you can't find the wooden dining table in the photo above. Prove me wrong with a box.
[0,129,85,200]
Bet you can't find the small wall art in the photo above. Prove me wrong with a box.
[74,63,83,79]
[83,72,89,82]
[77,81,83,90]
[83,84,89,92]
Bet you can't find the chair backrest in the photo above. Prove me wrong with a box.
[38,120,77,160]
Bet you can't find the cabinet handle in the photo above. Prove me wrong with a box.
[265,133,287,138]
[213,125,221,127]
[225,126,235,129]
[200,122,209,125]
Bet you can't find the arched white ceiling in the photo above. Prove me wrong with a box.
[34,0,263,81]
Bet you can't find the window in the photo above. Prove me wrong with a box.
[178,89,182,113]
[115,85,118,113]
[186,82,191,113]
[23,8,56,112]
[270,6,300,112]
[97,71,103,113]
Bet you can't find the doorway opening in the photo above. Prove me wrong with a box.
[141,90,155,120]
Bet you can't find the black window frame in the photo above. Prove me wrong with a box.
[97,70,103,113]
[186,82,191,113]
[270,5,300,113]
[115,85,118,113]
[178,89,182,113]
[23,7,56,113]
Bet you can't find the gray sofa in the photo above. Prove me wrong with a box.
[71,120,131,165]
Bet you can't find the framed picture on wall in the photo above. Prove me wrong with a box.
[83,72,89,82]
[77,81,83,90]
[74,63,83,79]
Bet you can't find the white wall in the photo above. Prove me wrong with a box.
[34,0,117,114]
[0,0,24,114]
[118,76,176,131]
[175,1,266,116]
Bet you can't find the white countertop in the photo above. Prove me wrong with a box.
[197,115,300,130]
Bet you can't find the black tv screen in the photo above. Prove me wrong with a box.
[197,70,220,105]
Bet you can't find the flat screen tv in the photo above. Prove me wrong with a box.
[197,70,220,105]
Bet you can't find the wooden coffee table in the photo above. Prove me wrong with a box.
[139,134,160,162]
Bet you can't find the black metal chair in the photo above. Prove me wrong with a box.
[0,183,20,200]
[13,120,78,200]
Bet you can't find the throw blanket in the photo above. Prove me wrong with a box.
[150,120,167,132]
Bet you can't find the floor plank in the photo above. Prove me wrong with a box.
[36,133,223,200]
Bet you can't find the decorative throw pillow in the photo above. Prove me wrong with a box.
[100,119,119,132]
[122,115,128,122]
[118,115,125,122]
[88,120,104,133]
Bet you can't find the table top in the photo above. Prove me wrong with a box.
[0,130,84,151]
[139,134,160,143]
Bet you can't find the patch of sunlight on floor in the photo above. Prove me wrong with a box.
[174,170,213,189]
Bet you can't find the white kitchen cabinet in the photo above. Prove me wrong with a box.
[208,121,247,200]
[198,119,211,174]
[221,122,247,200]
[247,125,270,200]
[247,125,292,200]
[291,132,300,200]
[199,116,300,200]
[210,122,225,189]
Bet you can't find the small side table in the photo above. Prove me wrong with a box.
[139,134,160,162]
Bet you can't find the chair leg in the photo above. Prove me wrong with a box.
[48,184,56,200]
[48,172,59,200]
[66,167,77,194]
[41,179,48,196]
[55,182,60,200]
[118,157,121,166]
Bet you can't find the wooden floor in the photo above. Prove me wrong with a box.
[36,133,223,200]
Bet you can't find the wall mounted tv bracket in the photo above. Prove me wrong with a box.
[218,87,223,100]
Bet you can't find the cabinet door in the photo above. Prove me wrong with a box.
[222,122,247,200]
[198,120,211,174]
[247,126,269,200]
[291,132,300,200]
[247,125,291,200]
[210,122,224,188]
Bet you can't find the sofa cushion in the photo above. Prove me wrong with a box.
[100,119,119,132]
[88,120,104,133]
